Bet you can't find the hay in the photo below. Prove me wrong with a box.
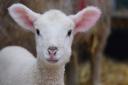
[80,57,128,85]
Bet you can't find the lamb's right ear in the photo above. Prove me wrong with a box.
[8,3,40,32]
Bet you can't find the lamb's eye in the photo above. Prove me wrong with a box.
[67,30,72,37]
[36,29,40,36]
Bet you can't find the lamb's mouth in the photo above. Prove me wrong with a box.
[47,59,58,63]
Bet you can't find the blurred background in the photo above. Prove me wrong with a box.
[0,0,128,85]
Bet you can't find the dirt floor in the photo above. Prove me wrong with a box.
[80,56,128,85]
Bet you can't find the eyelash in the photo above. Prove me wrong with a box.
[67,30,72,36]
[36,29,40,36]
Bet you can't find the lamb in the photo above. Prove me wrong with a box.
[0,3,101,85]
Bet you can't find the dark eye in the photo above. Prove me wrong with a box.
[67,30,72,37]
[36,29,40,36]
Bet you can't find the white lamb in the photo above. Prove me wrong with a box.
[0,3,101,85]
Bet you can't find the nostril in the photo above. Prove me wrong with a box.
[48,46,58,51]
[48,46,58,55]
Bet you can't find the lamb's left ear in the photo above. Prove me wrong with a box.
[8,3,40,32]
[70,6,101,34]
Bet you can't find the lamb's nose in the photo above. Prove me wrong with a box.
[48,46,58,56]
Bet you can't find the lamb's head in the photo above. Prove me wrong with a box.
[8,3,101,66]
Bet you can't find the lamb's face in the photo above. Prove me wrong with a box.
[35,11,75,65]
[8,3,101,66]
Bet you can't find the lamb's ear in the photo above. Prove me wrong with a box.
[70,6,101,34]
[8,3,40,32]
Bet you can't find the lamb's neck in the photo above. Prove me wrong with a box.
[36,59,65,85]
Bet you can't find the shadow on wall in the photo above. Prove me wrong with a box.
[105,28,128,62]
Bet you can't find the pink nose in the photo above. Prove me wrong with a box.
[48,46,58,56]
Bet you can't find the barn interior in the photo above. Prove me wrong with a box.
[0,0,128,85]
